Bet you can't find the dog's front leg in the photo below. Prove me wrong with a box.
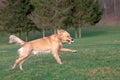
[52,50,62,64]
[59,48,77,53]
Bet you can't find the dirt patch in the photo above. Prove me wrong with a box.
[99,16,120,25]
[89,67,120,75]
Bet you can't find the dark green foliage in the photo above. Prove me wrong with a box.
[0,0,36,35]
[62,0,103,38]
[31,0,66,29]
[63,0,103,26]
[0,0,103,38]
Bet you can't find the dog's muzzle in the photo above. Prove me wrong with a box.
[67,39,74,44]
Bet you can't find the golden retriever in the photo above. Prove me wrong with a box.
[12,30,77,70]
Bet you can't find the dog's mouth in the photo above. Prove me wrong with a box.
[67,39,74,44]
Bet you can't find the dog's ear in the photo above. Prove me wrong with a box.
[57,30,65,35]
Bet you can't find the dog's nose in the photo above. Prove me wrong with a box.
[71,39,74,42]
[71,38,73,41]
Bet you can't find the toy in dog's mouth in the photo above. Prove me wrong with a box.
[67,39,74,44]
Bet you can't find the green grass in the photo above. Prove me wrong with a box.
[0,25,120,80]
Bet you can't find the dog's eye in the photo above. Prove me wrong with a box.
[67,36,69,38]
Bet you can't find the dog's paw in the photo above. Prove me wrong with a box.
[72,50,77,53]
[58,62,63,64]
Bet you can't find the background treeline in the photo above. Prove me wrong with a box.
[1,0,120,25]
[99,0,120,24]
[0,0,103,40]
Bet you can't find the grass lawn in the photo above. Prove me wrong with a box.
[0,25,120,80]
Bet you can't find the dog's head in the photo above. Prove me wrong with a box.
[57,30,74,44]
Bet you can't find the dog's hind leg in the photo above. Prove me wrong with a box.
[12,55,29,70]
[12,45,32,70]
[19,57,28,70]
[12,56,23,70]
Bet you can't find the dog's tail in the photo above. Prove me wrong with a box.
[9,35,25,45]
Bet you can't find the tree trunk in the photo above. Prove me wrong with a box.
[54,28,57,34]
[78,27,81,38]
[75,28,78,38]
[42,28,45,37]
[18,32,21,38]
[25,31,29,41]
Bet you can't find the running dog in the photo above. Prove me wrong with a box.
[12,30,77,70]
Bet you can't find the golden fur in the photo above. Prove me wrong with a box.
[12,30,77,70]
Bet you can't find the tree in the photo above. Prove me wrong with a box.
[30,0,52,37]
[31,0,70,36]
[63,0,103,38]
[0,0,36,41]
[30,0,103,38]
